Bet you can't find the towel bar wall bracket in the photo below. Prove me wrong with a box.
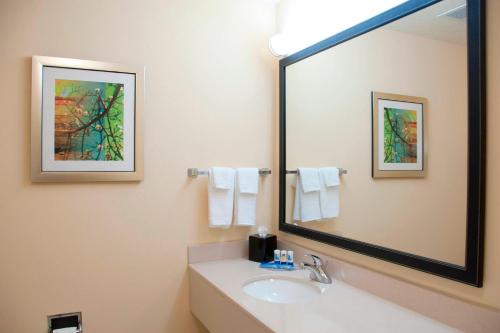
[187,168,272,178]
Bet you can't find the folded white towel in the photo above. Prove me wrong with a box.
[208,167,235,228]
[298,168,321,192]
[319,167,340,219]
[237,168,259,194]
[234,168,259,226]
[293,168,322,222]
[320,167,340,187]
[212,167,235,189]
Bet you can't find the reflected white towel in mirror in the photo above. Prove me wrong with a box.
[319,167,340,219]
[293,168,322,222]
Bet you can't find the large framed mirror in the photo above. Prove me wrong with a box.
[279,0,485,286]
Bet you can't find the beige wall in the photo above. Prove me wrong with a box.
[280,0,500,310]
[1,1,499,333]
[285,27,468,265]
[0,0,277,332]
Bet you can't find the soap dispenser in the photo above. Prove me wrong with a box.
[248,226,277,262]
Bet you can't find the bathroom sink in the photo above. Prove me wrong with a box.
[243,276,323,304]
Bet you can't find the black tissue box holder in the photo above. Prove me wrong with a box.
[249,234,277,262]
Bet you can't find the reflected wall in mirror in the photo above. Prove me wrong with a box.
[279,0,485,286]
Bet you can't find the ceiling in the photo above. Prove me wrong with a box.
[384,0,467,45]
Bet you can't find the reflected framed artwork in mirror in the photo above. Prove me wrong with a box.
[279,0,485,286]
[372,92,427,178]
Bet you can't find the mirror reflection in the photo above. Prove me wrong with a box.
[285,0,467,265]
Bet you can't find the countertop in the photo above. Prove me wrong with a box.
[190,258,461,333]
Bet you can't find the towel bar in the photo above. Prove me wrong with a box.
[187,168,272,178]
[285,168,347,176]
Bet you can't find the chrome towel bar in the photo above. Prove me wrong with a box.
[187,168,272,178]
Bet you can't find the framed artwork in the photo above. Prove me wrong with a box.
[31,56,144,182]
[372,92,426,178]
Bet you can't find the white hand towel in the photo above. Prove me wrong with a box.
[234,168,259,226]
[319,167,340,219]
[237,168,259,194]
[293,168,322,222]
[320,167,340,187]
[298,168,321,192]
[293,175,301,220]
[212,167,235,189]
[208,167,235,228]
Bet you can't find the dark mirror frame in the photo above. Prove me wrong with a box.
[279,0,485,286]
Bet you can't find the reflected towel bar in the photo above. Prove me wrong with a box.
[187,168,272,178]
[285,168,347,176]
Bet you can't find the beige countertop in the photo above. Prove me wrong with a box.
[190,258,461,333]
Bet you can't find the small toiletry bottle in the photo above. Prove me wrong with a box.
[280,250,287,264]
[274,249,281,263]
[287,250,294,266]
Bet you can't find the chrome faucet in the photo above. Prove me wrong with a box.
[300,254,332,284]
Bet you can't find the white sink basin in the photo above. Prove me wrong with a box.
[243,276,323,304]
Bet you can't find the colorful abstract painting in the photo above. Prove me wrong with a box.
[372,92,425,178]
[54,79,124,161]
[383,107,418,163]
